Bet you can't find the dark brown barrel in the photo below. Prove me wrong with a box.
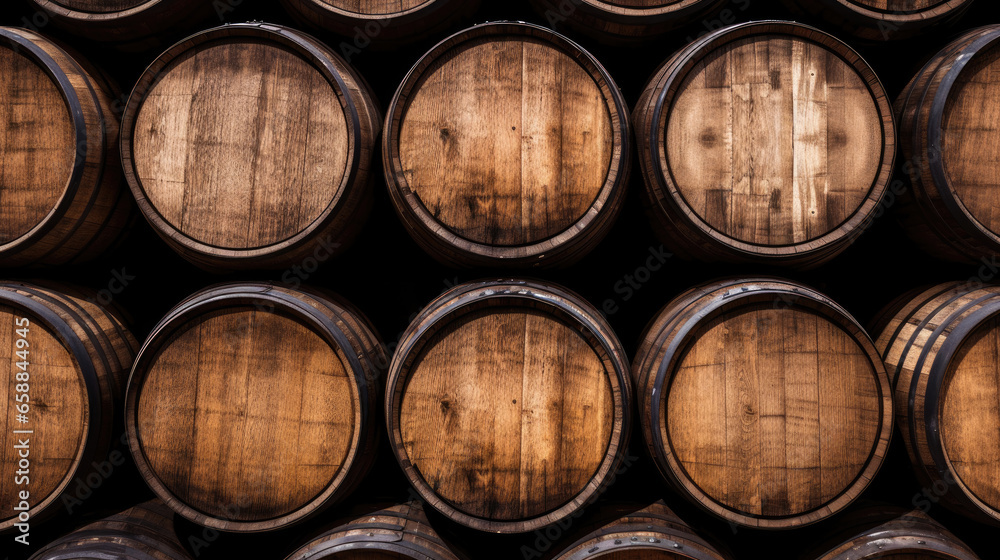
[120,22,382,272]
[875,282,1000,525]
[552,501,731,560]
[285,501,466,560]
[803,506,981,560]
[780,0,974,41]
[125,282,385,532]
[383,22,631,269]
[385,279,632,533]
[30,500,192,560]
[633,21,896,269]
[25,0,212,44]
[529,0,729,43]
[0,282,137,532]
[280,0,480,45]
[633,278,893,529]
[894,25,1000,263]
[0,27,132,268]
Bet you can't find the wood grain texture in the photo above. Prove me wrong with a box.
[0,282,136,532]
[121,23,381,271]
[529,0,728,43]
[633,278,892,529]
[284,501,466,560]
[666,35,880,246]
[0,45,75,244]
[633,22,895,268]
[875,282,1000,525]
[127,282,385,532]
[804,507,981,560]
[133,40,349,250]
[552,501,731,560]
[29,500,193,560]
[0,28,132,268]
[781,0,973,41]
[386,279,632,533]
[384,23,630,268]
[895,25,1000,263]
[281,0,477,44]
[27,0,211,43]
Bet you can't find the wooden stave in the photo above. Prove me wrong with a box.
[280,0,480,45]
[119,22,381,272]
[875,281,1000,525]
[632,277,894,529]
[779,0,975,42]
[552,501,731,560]
[632,21,897,269]
[0,28,132,268]
[124,282,385,533]
[0,281,137,532]
[804,506,981,560]
[26,0,213,44]
[285,501,466,560]
[382,22,632,269]
[384,278,633,534]
[529,0,729,44]
[29,500,192,560]
[894,25,1000,264]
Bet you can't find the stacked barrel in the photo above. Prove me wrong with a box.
[0,1,997,559]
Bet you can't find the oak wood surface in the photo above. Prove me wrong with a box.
[121,23,381,271]
[317,0,431,14]
[0,28,132,268]
[633,22,895,267]
[782,0,973,41]
[280,0,476,44]
[875,282,1000,524]
[529,0,729,43]
[0,282,136,532]
[127,282,385,532]
[27,0,212,44]
[47,0,149,12]
[384,23,630,268]
[633,278,892,529]
[386,279,631,533]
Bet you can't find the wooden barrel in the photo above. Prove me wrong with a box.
[385,279,632,533]
[552,501,731,559]
[120,22,382,272]
[633,21,896,268]
[633,278,893,529]
[0,27,132,268]
[875,281,1000,525]
[26,0,212,44]
[780,0,974,42]
[383,22,631,268]
[529,0,729,43]
[285,501,465,559]
[280,0,479,45]
[0,282,137,533]
[803,506,981,560]
[894,25,1000,263]
[125,282,385,532]
[30,500,192,560]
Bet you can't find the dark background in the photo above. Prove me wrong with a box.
[3,0,1000,558]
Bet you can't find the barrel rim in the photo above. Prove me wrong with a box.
[639,278,892,529]
[645,20,896,259]
[385,278,632,533]
[831,0,973,20]
[119,22,365,262]
[574,0,726,19]
[0,28,89,258]
[382,21,631,265]
[30,0,165,21]
[124,282,371,532]
[282,0,445,21]
[925,27,1000,251]
[0,284,101,532]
